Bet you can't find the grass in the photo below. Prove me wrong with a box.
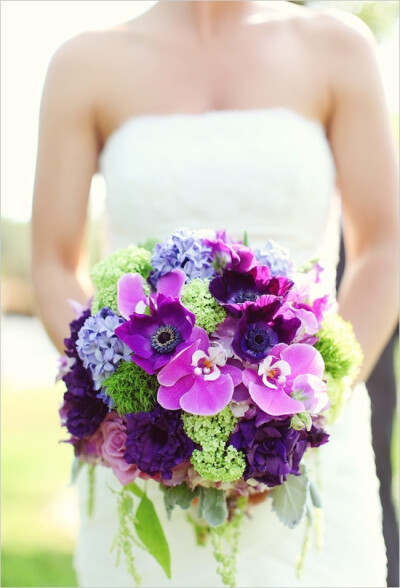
[1,383,78,587]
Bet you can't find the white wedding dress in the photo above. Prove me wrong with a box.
[74,108,387,587]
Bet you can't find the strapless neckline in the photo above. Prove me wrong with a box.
[99,107,327,162]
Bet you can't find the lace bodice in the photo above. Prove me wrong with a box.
[99,108,339,281]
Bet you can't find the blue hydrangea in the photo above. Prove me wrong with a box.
[149,228,215,286]
[76,308,132,392]
[254,240,296,277]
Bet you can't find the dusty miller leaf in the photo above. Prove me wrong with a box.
[198,487,228,528]
[161,483,197,519]
[271,471,309,529]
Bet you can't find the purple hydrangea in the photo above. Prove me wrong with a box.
[254,240,296,277]
[76,308,132,390]
[230,409,329,487]
[149,228,215,287]
[124,404,195,479]
[61,364,108,439]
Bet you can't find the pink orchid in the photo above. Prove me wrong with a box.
[157,328,242,416]
[117,269,186,320]
[243,343,328,417]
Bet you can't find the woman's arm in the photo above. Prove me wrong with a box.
[326,20,399,381]
[32,35,101,353]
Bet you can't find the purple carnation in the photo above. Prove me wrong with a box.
[76,308,132,390]
[64,308,91,361]
[149,228,215,287]
[124,404,194,479]
[230,410,328,487]
[61,364,108,439]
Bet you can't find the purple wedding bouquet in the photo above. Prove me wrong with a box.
[58,228,362,586]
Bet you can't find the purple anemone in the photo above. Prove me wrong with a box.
[157,327,242,416]
[209,266,293,314]
[115,293,196,375]
[232,297,300,364]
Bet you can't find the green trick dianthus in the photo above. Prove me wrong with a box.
[90,246,152,315]
[181,279,227,334]
[102,360,158,415]
[324,372,352,424]
[182,407,245,483]
[315,313,363,381]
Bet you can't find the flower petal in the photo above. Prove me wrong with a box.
[157,341,200,386]
[157,375,194,410]
[281,344,324,379]
[157,269,186,298]
[249,381,304,416]
[117,273,146,320]
[180,373,234,416]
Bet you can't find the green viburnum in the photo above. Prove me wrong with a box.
[90,246,152,314]
[182,407,245,483]
[91,284,120,314]
[315,313,363,381]
[102,360,158,415]
[180,279,227,334]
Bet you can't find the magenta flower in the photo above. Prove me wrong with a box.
[204,235,258,273]
[243,343,329,417]
[117,269,186,320]
[157,328,242,416]
[209,266,293,314]
[116,293,196,375]
[232,297,301,363]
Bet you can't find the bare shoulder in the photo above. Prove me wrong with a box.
[289,6,379,96]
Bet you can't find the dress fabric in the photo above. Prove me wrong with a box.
[74,108,386,587]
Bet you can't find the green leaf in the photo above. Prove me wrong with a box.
[125,482,145,499]
[138,238,158,252]
[271,471,309,528]
[134,493,171,579]
[198,487,228,527]
[242,231,249,247]
[69,458,84,485]
[161,483,197,519]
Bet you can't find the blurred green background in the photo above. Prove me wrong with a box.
[1,2,399,587]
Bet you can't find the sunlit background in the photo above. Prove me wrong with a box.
[1,2,399,587]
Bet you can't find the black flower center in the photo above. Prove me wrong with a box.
[244,325,278,359]
[151,325,182,354]
[234,289,259,304]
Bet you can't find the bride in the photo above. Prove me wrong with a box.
[32,2,398,587]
